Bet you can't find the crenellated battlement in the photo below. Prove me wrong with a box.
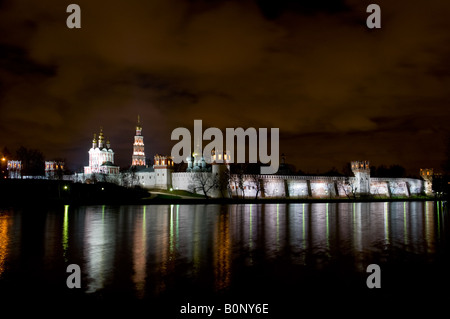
[420,168,433,180]
[419,168,434,195]
[350,160,370,195]
[211,149,230,164]
[351,160,370,173]
[153,154,174,169]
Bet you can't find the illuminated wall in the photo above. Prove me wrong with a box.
[140,171,427,199]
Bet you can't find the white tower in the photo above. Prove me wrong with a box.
[420,168,434,195]
[132,115,146,166]
[351,160,371,196]
[211,149,231,198]
[153,154,174,189]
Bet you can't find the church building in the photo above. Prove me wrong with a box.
[84,127,119,175]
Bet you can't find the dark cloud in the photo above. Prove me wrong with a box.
[256,0,350,19]
[0,0,449,174]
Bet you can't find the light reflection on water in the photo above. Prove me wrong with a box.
[0,211,11,278]
[0,201,447,300]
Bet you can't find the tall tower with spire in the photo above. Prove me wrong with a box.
[132,115,146,166]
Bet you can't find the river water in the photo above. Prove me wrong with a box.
[0,202,449,317]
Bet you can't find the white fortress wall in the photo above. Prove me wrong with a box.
[172,172,196,191]
[77,169,427,199]
[369,179,390,197]
[135,172,156,188]
[286,179,309,197]
[233,175,425,198]
[369,178,424,197]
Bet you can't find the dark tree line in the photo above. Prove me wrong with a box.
[15,146,45,176]
[442,134,450,175]
[370,164,407,178]
[294,162,409,178]
[1,146,46,176]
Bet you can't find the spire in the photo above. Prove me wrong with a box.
[98,126,104,148]
[193,136,201,157]
[92,133,97,148]
[136,115,142,136]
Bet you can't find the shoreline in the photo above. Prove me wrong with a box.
[0,178,443,207]
[0,194,442,208]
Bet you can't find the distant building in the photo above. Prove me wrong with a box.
[7,160,22,179]
[45,161,65,179]
[84,127,119,175]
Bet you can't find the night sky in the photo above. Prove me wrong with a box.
[1,0,449,175]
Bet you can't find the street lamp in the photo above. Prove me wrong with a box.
[1,157,6,178]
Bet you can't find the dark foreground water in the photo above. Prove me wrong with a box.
[0,202,449,317]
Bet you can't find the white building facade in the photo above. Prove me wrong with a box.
[84,127,119,175]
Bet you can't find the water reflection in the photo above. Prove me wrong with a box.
[132,206,146,299]
[62,205,69,262]
[0,201,447,300]
[0,210,11,278]
[214,206,231,291]
[84,206,115,293]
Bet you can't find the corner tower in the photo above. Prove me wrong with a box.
[211,149,231,198]
[351,160,371,196]
[420,168,433,195]
[132,115,146,166]
[153,154,173,189]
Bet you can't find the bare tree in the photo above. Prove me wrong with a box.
[326,183,334,199]
[129,166,138,187]
[238,176,245,198]
[120,171,129,187]
[216,167,231,198]
[249,174,264,199]
[340,177,358,199]
[234,163,247,199]
[230,174,240,198]
[16,146,45,177]
[189,172,218,198]
[99,172,107,183]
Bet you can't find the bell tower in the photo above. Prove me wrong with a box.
[132,115,146,166]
